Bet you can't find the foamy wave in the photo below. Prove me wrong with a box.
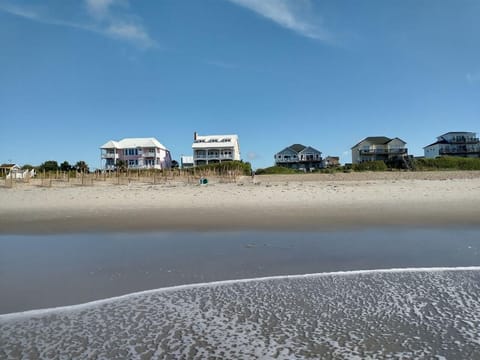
[2,266,480,359]
[1,266,479,320]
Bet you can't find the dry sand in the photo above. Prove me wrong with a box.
[1,171,480,234]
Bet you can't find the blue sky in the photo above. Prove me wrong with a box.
[1,0,479,169]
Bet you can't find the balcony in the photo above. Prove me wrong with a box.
[359,148,407,155]
[448,137,480,144]
[276,157,321,163]
[440,148,480,155]
[102,153,118,159]
[142,152,156,158]
[275,157,298,163]
[194,154,234,160]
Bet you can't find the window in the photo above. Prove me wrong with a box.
[124,148,138,156]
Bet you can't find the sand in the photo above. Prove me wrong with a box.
[1,171,480,234]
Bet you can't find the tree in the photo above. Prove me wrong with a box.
[60,161,72,172]
[75,161,89,173]
[21,164,35,170]
[39,160,59,172]
[115,159,127,172]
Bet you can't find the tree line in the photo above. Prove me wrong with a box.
[21,160,90,173]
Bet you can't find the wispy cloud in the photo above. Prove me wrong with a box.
[227,0,332,42]
[466,72,480,83]
[0,0,156,48]
[85,0,115,19]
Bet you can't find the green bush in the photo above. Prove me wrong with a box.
[192,161,252,175]
[255,166,302,175]
[414,156,480,171]
[352,160,388,172]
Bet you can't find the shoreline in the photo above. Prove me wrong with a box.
[3,265,480,319]
[1,171,480,234]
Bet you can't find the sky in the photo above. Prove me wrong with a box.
[1,0,479,170]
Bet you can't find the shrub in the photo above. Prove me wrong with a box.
[414,156,480,171]
[191,161,252,175]
[255,166,302,175]
[352,160,388,172]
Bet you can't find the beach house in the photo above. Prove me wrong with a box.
[0,164,20,177]
[180,156,194,169]
[423,132,480,158]
[100,137,172,170]
[192,132,241,166]
[274,144,323,171]
[351,137,408,164]
[324,156,340,168]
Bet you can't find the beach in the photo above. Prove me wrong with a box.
[2,171,480,358]
[1,171,480,234]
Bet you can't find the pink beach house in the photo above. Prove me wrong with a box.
[100,137,172,170]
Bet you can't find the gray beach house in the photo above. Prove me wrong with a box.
[274,144,323,171]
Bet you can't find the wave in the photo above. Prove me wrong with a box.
[2,265,480,321]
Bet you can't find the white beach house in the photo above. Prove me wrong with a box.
[423,132,480,158]
[100,137,172,170]
[351,137,408,164]
[192,132,241,166]
[180,156,194,169]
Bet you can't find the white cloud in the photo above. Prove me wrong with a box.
[0,1,156,48]
[0,3,38,20]
[84,0,156,48]
[85,0,115,19]
[227,0,332,42]
[106,22,155,48]
[466,72,480,83]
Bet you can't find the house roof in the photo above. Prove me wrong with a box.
[0,163,18,168]
[276,144,322,155]
[439,131,476,137]
[195,134,238,141]
[101,138,168,150]
[423,139,448,148]
[192,134,239,149]
[288,144,306,152]
[351,136,406,149]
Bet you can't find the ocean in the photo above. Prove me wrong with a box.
[1,228,480,358]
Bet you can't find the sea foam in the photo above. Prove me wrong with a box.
[1,266,480,359]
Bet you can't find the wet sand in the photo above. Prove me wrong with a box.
[1,171,480,233]
[1,228,480,314]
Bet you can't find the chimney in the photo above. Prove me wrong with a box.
[194,132,197,141]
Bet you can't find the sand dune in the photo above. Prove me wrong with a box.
[1,171,480,233]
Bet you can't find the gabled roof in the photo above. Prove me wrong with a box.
[100,140,119,149]
[0,163,18,168]
[299,146,322,154]
[351,136,406,149]
[289,144,307,153]
[101,138,168,150]
[276,144,322,155]
[423,139,448,148]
